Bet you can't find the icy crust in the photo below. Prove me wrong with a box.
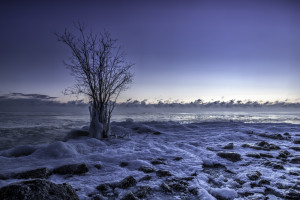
[0,121,300,199]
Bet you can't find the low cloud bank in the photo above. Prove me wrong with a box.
[0,93,299,112]
[118,99,300,109]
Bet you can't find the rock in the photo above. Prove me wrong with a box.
[53,163,88,175]
[259,133,285,140]
[258,179,270,185]
[153,131,162,135]
[120,192,138,200]
[165,178,189,192]
[13,168,51,179]
[156,170,172,177]
[223,143,234,149]
[293,139,300,144]
[120,162,129,167]
[173,157,183,161]
[96,183,110,192]
[289,171,299,176]
[0,174,8,180]
[256,141,280,150]
[247,171,262,181]
[161,182,172,193]
[259,153,273,158]
[117,176,137,189]
[264,161,284,170]
[290,146,300,151]
[203,162,226,168]
[264,187,284,198]
[138,166,155,173]
[94,164,102,170]
[246,153,261,158]
[134,186,151,198]
[277,150,291,159]
[284,132,290,136]
[285,189,300,199]
[151,158,166,165]
[189,188,198,195]
[290,157,300,164]
[139,175,152,181]
[217,152,242,162]
[64,129,89,141]
[0,179,79,200]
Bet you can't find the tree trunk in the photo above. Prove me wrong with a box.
[89,105,103,139]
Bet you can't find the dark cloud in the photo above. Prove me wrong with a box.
[9,93,57,100]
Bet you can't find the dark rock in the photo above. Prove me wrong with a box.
[94,164,102,170]
[256,141,280,150]
[120,192,138,200]
[284,132,290,136]
[264,161,284,170]
[259,133,285,140]
[5,145,36,157]
[290,146,300,151]
[0,174,8,180]
[139,175,152,181]
[53,163,88,175]
[156,170,172,177]
[173,157,183,161]
[189,188,198,195]
[138,166,155,173]
[191,172,197,176]
[241,143,251,148]
[264,187,284,198]
[13,168,51,179]
[259,153,273,158]
[153,131,162,135]
[290,157,300,164]
[64,129,89,141]
[223,143,234,149]
[96,183,110,192]
[118,176,137,189]
[246,153,261,158]
[161,182,172,193]
[285,189,300,199]
[203,162,226,168]
[165,178,189,192]
[91,195,105,200]
[289,171,299,176]
[120,162,129,167]
[293,139,300,144]
[247,171,262,181]
[0,179,79,200]
[275,182,289,189]
[258,179,270,185]
[217,152,242,162]
[151,158,166,165]
[134,186,151,198]
[277,150,291,159]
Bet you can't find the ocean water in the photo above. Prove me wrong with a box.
[0,109,300,150]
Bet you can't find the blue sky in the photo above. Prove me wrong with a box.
[0,0,299,103]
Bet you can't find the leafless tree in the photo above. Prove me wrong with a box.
[56,24,133,138]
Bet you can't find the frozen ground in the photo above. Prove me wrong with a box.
[0,120,299,199]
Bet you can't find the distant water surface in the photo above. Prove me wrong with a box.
[0,109,299,150]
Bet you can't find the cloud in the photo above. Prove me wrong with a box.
[118,98,300,109]
[0,93,87,112]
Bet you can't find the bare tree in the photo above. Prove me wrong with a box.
[56,24,133,139]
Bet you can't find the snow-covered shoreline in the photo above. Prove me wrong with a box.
[0,121,299,199]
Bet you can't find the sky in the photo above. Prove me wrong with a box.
[0,0,300,103]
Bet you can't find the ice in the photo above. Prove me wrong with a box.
[210,187,238,199]
[0,120,300,199]
[32,141,78,159]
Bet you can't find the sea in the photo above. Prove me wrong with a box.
[1,108,300,150]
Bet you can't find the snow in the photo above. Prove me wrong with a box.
[0,120,300,199]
